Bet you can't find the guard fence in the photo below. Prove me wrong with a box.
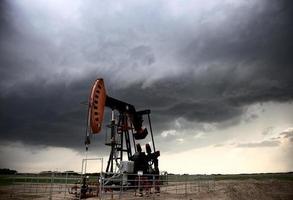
[0,172,215,200]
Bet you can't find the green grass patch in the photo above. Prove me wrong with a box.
[214,173,293,181]
[0,176,13,186]
[0,175,81,186]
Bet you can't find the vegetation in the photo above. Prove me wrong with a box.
[213,172,293,181]
[0,168,17,175]
[167,172,293,182]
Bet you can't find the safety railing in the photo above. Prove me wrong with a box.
[98,173,215,200]
[0,173,215,200]
[0,173,81,199]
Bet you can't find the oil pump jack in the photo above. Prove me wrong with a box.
[85,78,160,181]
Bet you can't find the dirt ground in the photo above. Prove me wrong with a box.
[225,179,293,200]
[196,179,293,200]
[1,179,293,200]
[96,179,293,200]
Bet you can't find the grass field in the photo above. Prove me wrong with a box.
[0,174,80,186]
[166,172,293,182]
[214,172,293,181]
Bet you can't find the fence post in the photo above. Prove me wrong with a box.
[213,176,216,191]
[152,175,155,198]
[64,172,68,199]
[10,176,15,198]
[119,173,123,199]
[49,172,54,200]
[99,175,102,200]
[185,175,187,197]
[24,176,26,193]
[175,175,177,195]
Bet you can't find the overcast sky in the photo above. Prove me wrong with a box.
[0,0,293,174]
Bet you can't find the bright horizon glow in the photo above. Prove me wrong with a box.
[1,102,292,174]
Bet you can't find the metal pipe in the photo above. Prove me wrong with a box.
[147,114,156,152]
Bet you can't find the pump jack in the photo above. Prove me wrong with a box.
[86,78,160,177]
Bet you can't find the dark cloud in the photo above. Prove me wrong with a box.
[0,79,89,148]
[0,0,293,152]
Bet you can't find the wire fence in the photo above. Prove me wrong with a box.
[1,173,81,200]
[0,173,215,200]
[99,173,215,200]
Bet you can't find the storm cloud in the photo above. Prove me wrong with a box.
[1,0,293,152]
